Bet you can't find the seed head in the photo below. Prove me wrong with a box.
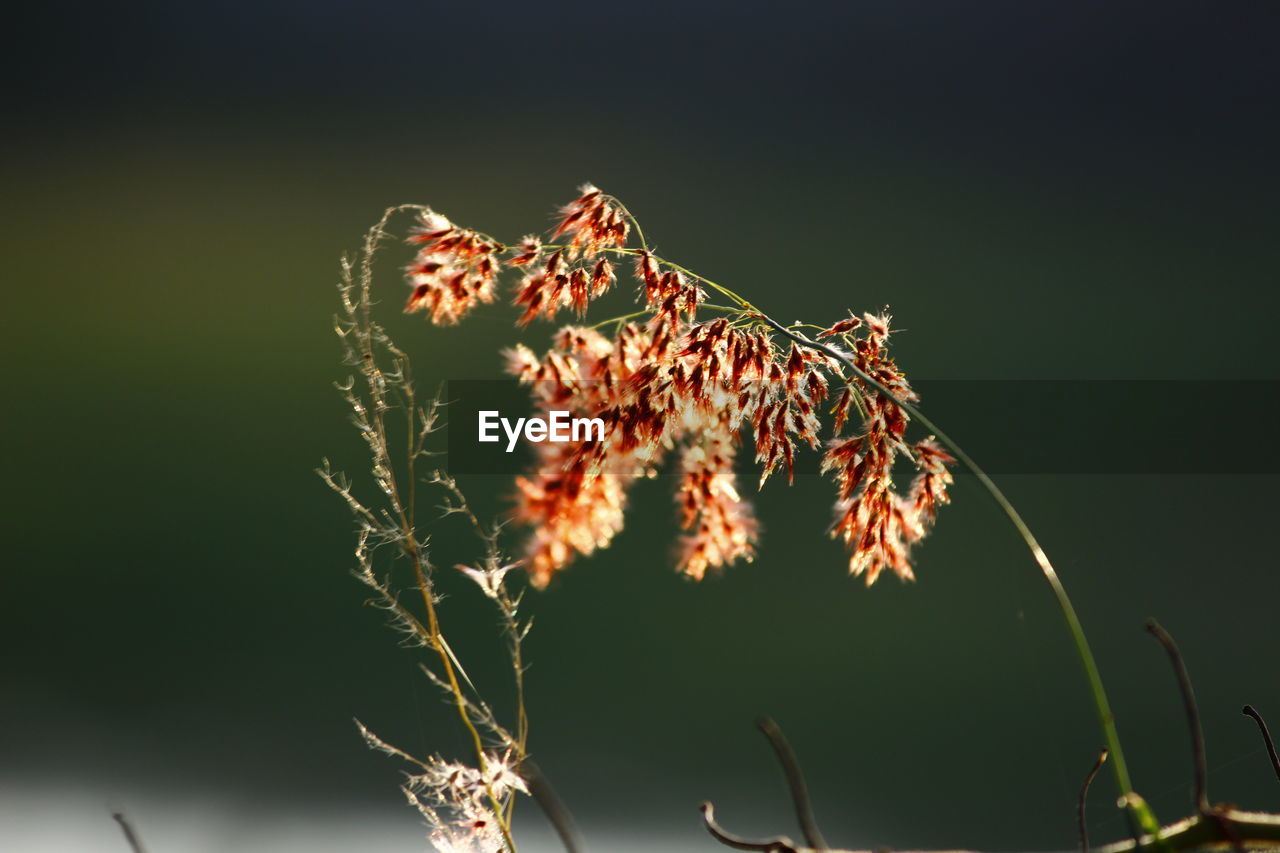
[552,183,629,255]
[399,186,954,587]
[403,209,502,325]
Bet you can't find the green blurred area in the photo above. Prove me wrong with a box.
[4,5,1280,848]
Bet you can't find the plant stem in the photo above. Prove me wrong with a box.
[356,210,519,852]
[757,315,1161,840]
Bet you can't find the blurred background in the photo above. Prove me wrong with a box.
[3,2,1279,851]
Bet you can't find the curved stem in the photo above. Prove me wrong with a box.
[1144,621,1209,815]
[757,717,828,851]
[702,802,800,852]
[537,243,760,313]
[521,759,585,853]
[1080,747,1110,853]
[1242,705,1280,783]
[112,812,147,853]
[756,315,1160,839]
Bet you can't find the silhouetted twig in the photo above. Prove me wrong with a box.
[701,802,800,852]
[1243,705,1280,784]
[111,811,146,853]
[521,758,584,853]
[1079,747,1109,853]
[1145,619,1209,815]
[757,717,828,851]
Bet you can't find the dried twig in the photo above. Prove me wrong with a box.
[521,758,584,853]
[111,811,146,853]
[757,717,828,851]
[1144,620,1209,815]
[1079,747,1109,853]
[1144,621,1247,853]
[1243,704,1280,783]
[701,801,801,853]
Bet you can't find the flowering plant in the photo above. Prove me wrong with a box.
[324,187,1280,853]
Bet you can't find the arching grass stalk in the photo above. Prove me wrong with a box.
[756,314,1162,842]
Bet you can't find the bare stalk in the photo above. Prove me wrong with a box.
[756,717,828,851]
[111,811,147,853]
[1080,747,1110,853]
[521,758,585,853]
[1144,620,1209,815]
[702,801,804,853]
[1243,705,1280,783]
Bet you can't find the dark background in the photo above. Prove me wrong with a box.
[4,2,1279,851]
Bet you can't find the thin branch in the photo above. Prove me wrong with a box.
[1144,620,1209,815]
[1243,704,1280,783]
[756,717,828,851]
[1079,747,1109,853]
[111,811,146,853]
[520,759,584,853]
[701,802,800,853]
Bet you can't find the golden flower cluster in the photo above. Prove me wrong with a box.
[403,185,954,587]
